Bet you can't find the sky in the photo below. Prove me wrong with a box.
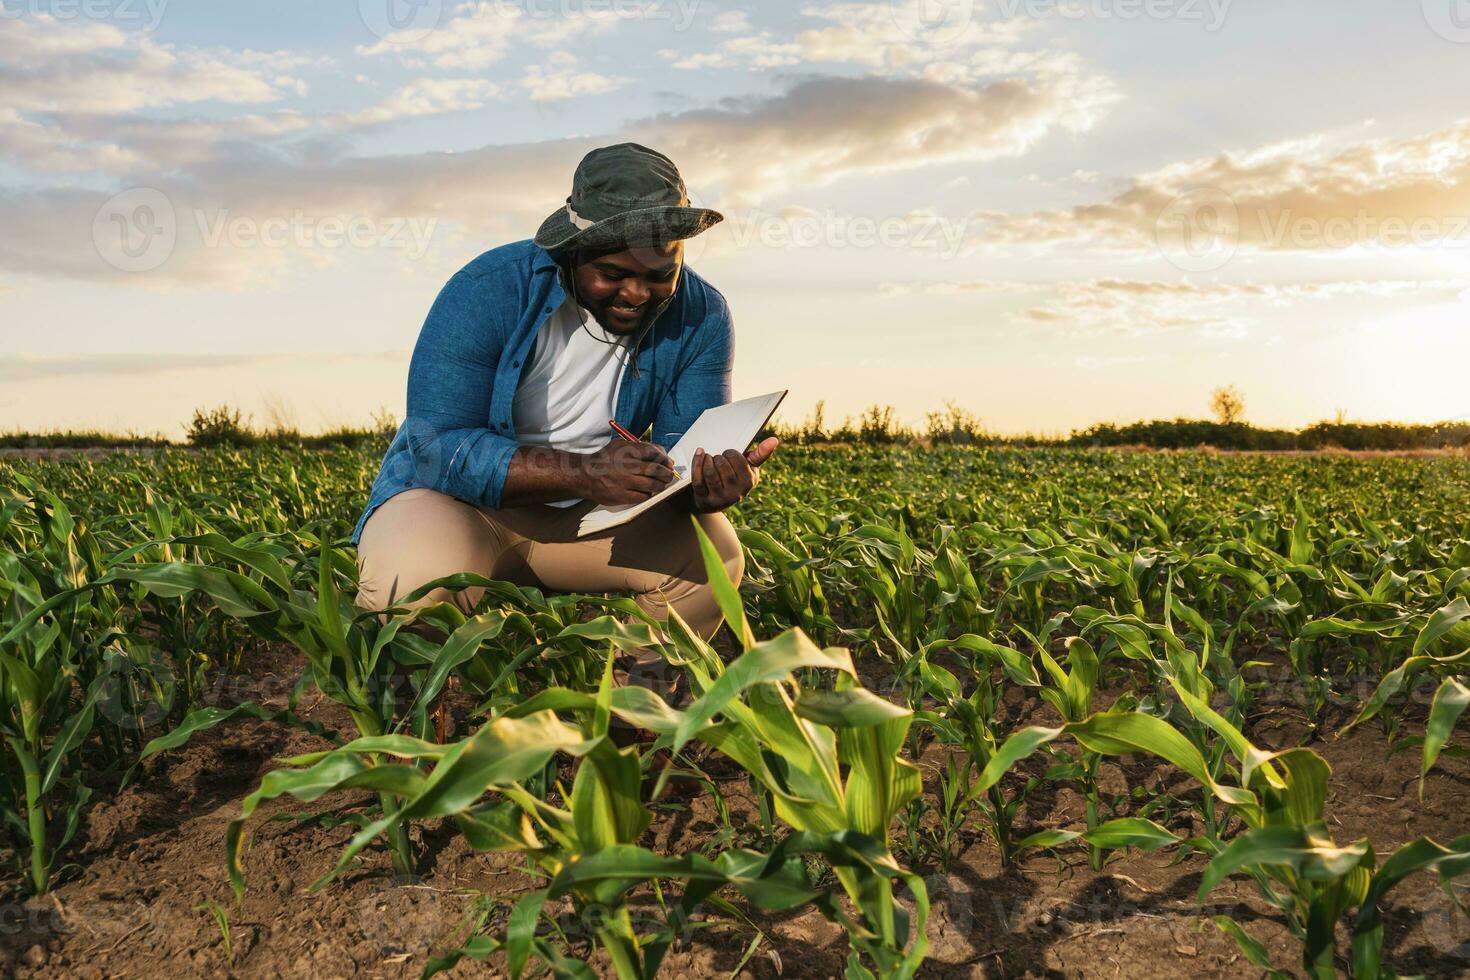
[2,0,1470,437]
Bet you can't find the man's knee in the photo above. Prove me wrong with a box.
[354,490,498,612]
[356,551,486,613]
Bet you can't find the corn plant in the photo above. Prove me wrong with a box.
[0,478,122,892]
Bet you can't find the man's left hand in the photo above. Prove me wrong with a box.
[688,437,779,512]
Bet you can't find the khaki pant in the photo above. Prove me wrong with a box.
[354,488,744,642]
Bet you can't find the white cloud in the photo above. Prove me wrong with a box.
[977,120,1470,254]
[518,53,625,103]
[0,15,300,114]
[708,10,751,33]
[334,77,502,126]
[0,68,1113,286]
[669,1,1041,77]
[356,1,650,70]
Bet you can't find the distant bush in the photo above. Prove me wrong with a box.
[924,403,996,446]
[183,405,398,449]
[1067,419,1298,451]
[1297,421,1470,451]
[5,405,1465,454]
[0,430,171,450]
[186,405,257,447]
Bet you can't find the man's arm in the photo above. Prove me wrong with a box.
[502,442,677,507]
[400,271,522,509]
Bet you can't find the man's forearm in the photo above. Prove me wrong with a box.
[499,446,588,507]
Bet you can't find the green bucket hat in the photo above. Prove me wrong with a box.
[534,142,723,253]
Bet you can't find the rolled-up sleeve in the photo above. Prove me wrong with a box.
[400,272,521,510]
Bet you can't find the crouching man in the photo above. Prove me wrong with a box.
[351,142,779,652]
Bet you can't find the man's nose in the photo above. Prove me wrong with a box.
[620,280,651,306]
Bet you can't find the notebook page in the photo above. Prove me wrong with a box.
[577,390,786,536]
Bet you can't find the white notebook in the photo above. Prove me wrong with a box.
[576,390,787,537]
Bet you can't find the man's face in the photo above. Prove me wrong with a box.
[571,241,683,336]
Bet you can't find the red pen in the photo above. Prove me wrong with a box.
[608,419,641,442]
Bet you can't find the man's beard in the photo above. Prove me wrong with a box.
[591,294,671,337]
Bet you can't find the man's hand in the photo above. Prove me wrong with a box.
[579,440,678,505]
[688,436,779,513]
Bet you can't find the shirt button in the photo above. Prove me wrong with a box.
[512,359,521,368]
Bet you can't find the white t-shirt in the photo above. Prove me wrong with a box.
[512,295,631,506]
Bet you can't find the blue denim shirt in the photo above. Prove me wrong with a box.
[352,239,734,544]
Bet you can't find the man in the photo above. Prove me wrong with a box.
[352,142,779,649]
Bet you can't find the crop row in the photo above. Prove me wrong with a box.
[2,445,1469,977]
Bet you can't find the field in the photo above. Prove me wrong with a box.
[2,445,1470,979]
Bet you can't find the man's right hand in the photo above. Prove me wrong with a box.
[579,440,677,505]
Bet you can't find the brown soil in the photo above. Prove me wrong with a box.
[1,645,1467,980]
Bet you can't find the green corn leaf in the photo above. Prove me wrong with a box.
[673,628,853,753]
[140,702,334,760]
[1082,817,1181,852]
[507,889,547,980]
[402,611,509,729]
[795,689,908,728]
[552,617,664,652]
[1416,597,1470,656]
[454,801,540,853]
[840,709,921,843]
[972,725,1063,796]
[1211,917,1278,973]
[1197,823,1370,903]
[169,533,292,591]
[1012,828,1079,850]
[692,516,754,650]
[1422,678,1470,797]
[1351,834,1470,955]
[502,685,686,735]
[226,752,373,899]
[570,738,650,856]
